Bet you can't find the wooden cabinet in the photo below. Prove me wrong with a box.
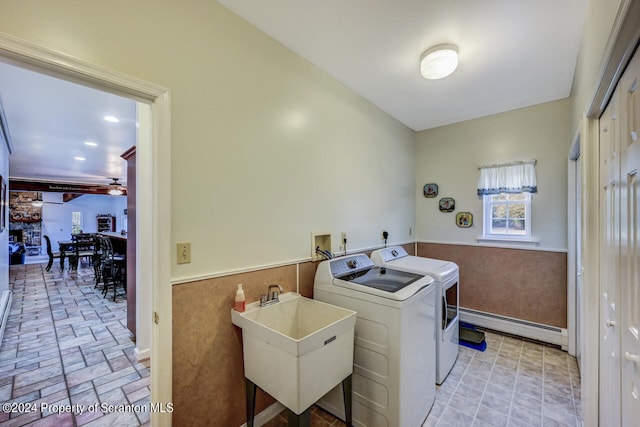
[121,146,137,339]
[97,215,115,232]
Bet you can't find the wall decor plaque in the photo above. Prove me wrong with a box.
[456,212,473,227]
[423,183,438,198]
[439,197,455,212]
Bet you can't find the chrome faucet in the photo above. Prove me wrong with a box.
[260,284,283,307]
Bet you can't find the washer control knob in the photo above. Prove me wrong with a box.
[347,259,358,269]
[391,249,398,257]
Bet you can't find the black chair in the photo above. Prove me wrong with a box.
[98,236,126,301]
[70,233,96,270]
[43,235,61,272]
[93,237,105,288]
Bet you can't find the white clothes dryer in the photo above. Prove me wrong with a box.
[370,246,459,384]
[314,254,436,427]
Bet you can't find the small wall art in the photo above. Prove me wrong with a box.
[439,197,455,212]
[456,212,473,228]
[423,183,438,198]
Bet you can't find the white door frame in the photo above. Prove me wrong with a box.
[567,133,580,359]
[0,33,173,425]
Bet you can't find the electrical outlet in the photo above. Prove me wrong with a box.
[341,232,347,242]
[177,243,191,264]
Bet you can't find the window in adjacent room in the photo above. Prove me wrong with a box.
[71,211,82,234]
[477,161,537,242]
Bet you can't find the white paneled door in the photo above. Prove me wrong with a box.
[620,49,640,427]
[599,88,621,427]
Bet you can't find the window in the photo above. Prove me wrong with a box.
[483,192,531,239]
[71,211,82,234]
[477,161,537,242]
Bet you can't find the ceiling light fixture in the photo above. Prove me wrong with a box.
[31,193,44,208]
[74,156,86,161]
[84,141,98,147]
[108,178,124,196]
[104,115,120,123]
[420,44,458,80]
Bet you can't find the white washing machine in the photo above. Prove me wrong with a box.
[314,254,436,427]
[370,246,459,385]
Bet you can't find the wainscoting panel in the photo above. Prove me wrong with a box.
[172,264,298,426]
[417,242,567,328]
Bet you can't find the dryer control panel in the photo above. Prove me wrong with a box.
[373,246,409,263]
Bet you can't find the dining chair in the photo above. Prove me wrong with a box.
[98,236,126,301]
[43,235,61,272]
[71,233,96,270]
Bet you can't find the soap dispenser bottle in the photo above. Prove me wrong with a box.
[234,284,246,312]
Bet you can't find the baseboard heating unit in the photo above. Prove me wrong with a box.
[0,290,12,345]
[459,307,568,350]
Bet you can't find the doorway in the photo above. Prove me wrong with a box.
[0,34,171,425]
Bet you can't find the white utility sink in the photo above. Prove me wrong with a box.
[231,292,356,414]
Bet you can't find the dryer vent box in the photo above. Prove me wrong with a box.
[311,232,332,261]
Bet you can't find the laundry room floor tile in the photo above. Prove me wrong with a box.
[299,329,581,427]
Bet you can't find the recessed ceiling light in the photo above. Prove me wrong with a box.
[74,156,86,161]
[420,44,459,80]
[104,115,120,123]
[84,141,98,147]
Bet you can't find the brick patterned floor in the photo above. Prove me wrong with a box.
[0,262,149,426]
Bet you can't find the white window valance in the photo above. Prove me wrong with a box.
[477,161,537,196]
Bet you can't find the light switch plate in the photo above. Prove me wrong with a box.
[177,243,191,264]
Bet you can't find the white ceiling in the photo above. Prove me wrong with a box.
[217,0,589,131]
[0,61,136,186]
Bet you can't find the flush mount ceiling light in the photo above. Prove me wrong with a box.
[108,178,124,196]
[420,44,458,80]
[104,115,120,123]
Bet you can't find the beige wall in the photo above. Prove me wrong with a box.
[570,0,622,132]
[0,0,416,282]
[415,98,572,251]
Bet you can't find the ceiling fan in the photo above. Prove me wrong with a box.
[108,178,124,196]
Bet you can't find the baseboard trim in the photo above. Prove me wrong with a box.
[0,290,12,345]
[134,346,151,362]
[240,401,284,427]
[459,307,567,348]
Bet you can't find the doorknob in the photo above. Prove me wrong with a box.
[624,352,640,365]
[607,319,617,327]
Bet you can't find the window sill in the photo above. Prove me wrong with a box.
[476,236,540,247]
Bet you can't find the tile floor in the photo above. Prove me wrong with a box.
[0,262,150,426]
[264,330,582,427]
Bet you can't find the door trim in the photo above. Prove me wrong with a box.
[0,33,173,426]
[588,0,640,118]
